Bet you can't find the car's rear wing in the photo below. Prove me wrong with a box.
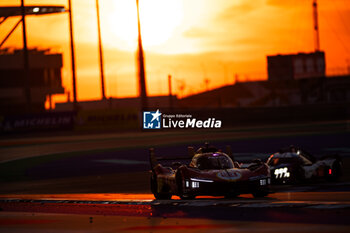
[149,147,195,170]
[149,145,235,170]
[149,148,157,169]
[226,145,234,161]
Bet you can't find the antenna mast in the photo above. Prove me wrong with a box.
[313,0,320,52]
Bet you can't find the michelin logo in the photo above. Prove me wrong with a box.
[143,109,162,129]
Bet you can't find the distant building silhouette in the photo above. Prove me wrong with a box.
[0,48,64,114]
[55,95,177,111]
[179,51,350,108]
[267,52,325,81]
[179,75,350,108]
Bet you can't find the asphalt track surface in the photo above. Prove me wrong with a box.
[0,191,350,232]
[1,121,350,232]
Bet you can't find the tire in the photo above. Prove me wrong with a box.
[150,173,172,200]
[225,193,239,199]
[293,166,306,184]
[180,194,196,200]
[328,160,342,181]
[252,190,269,198]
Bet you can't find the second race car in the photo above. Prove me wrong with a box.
[149,143,271,200]
[267,145,342,184]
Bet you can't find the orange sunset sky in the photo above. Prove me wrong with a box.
[1,0,350,104]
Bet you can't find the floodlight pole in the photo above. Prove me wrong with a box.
[136,0,148,110]
[168,75,173,109]
[21,0,31,110]
[68,0,78,110]
[96,0,106,100]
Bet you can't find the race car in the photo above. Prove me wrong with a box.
[267,145,342,184]
[149,144,271,200]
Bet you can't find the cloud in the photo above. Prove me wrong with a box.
[183,27,213,38]
[266,0,307,8]
[216,1,262,22]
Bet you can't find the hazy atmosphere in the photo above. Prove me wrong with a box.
[1,0,349,104]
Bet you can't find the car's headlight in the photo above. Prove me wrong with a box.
[191,181,199,188]
[185,178,214,189]
[274,167,290,179]
[259,179,267,186]
[185,180,199,188]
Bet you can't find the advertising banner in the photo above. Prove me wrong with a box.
[0,111,76,133]
[75,108,139,131]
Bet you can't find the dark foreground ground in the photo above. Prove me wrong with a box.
[0,121,349,232]
[0,189,350,233]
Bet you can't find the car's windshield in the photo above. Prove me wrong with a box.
[299,154,312,165]
[267,157,299,166]
[196,155,233,170]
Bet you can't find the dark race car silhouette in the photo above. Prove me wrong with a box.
[149,143,271,200]
[267,145,342,184]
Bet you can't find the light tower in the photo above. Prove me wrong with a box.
[95,0,106,100]
[20,0,31,110]
[136,0,148,110]
[68,0,78,110]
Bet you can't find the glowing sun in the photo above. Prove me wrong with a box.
[106,0,183,50]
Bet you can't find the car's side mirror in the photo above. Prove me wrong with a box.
[172,162,182,169]
[252,158,262,164]
[188,146,195,158]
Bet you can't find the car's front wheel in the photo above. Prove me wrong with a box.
[150,173,172,200]
[225,192,239,199]
[252,190,269,198]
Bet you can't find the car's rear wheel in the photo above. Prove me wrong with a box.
[150,173,172,200]
[328,160,342,181]
[293,166,306,184]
